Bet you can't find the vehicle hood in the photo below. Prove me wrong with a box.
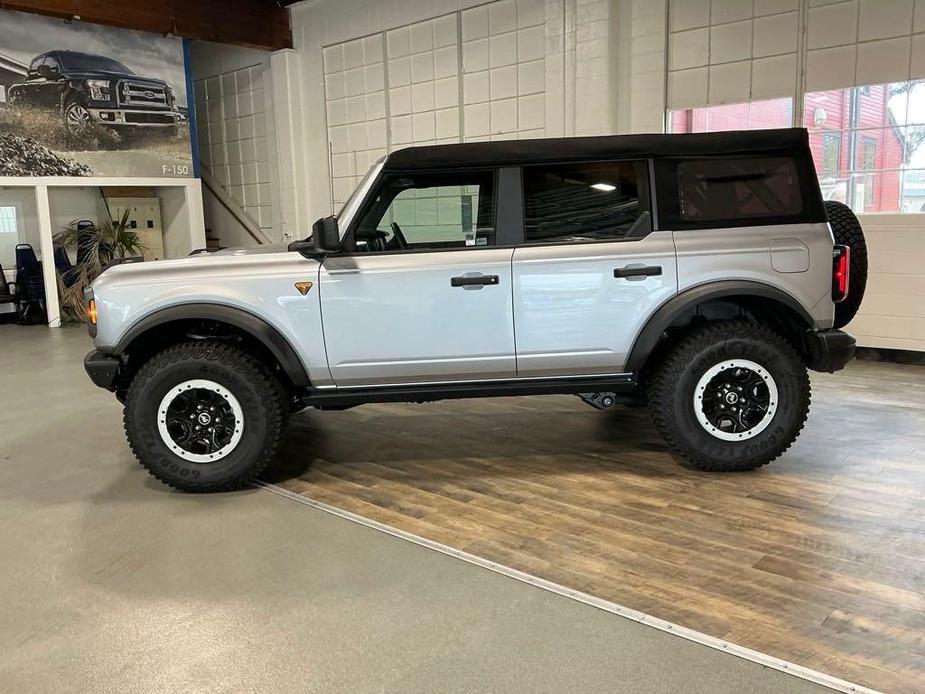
[91,245,311,291]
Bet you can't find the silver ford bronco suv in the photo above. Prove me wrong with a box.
[84,129,865,492]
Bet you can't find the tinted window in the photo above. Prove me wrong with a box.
[354,171,495,252]
[678,157,802,222]
[523,161,649,244]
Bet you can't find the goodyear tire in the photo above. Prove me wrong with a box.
[123,340,286,492]
[824,200,867,329]
[648,322,810,472]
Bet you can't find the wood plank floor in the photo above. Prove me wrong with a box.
[267,360,925,693]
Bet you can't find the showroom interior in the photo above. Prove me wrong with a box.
[1,0,923,692]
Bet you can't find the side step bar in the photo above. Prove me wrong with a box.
[303,374,637,408]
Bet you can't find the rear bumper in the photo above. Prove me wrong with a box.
[84,350,121,391]
[804,329,856,373]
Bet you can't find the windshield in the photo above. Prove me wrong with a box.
[59,53,133,74]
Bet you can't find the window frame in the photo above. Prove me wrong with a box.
[519,158,654,247]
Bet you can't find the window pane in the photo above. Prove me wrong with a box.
[0,206,17,234]
[0,205,19,269]
[678,158,802,222]
[355,171,495,252]
[669,98,793,134]
[522,161,646,244]
[901,169,925,212]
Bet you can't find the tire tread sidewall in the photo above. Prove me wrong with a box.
[648,322,811,472]
[123,341,286,492]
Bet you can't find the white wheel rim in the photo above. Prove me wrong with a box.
[157,379,245,463]
[693,359,778,442]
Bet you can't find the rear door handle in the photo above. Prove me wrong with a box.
[614,265,662,280]
[451,274,500,289]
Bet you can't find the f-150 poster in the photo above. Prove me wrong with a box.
[0,9,193,177]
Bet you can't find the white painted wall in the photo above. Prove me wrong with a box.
[848,213,925,351]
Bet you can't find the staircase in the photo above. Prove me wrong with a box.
[200,168,274,247]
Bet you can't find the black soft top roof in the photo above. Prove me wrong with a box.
[384,128,811,171]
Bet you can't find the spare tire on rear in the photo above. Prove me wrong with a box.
[824,200,867,329]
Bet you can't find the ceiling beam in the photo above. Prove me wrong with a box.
[1,0,292,51]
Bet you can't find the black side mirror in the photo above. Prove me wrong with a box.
[313,216,341,252]
[38,65,56,80]
[289,216,341,254]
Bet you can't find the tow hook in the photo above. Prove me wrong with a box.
[578,392,617,410]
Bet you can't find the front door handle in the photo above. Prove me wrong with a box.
[614,265,662,280]
[451,274,500,289]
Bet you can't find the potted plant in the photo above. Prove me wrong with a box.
[53,209,146,323]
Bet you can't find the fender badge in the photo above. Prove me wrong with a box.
[294,281,314,295]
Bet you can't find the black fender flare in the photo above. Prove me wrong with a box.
[624,281,815,374]
[110,303,311,387]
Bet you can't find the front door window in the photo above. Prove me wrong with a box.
[352,171,496,252]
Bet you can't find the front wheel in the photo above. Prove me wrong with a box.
[63,98,92,127]
[647,322,810,472]
[123,341,287,492]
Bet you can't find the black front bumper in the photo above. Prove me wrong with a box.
[84,350,121,391]
[804,329,856,373]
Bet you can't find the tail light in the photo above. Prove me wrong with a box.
[832,245,850,303]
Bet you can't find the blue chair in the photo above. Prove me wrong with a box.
[15,244,47,325]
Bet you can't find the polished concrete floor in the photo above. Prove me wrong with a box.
[0,325,831,693]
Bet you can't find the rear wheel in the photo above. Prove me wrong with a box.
[647,322,810,471]
[824,200,867,329]
[123,340,286,492]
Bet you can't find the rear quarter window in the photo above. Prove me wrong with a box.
[655,154,825,230]
[678,157,802,222]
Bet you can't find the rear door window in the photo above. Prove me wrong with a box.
[522,161,651,244]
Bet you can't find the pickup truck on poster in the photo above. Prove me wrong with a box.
[8,49,182,137]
